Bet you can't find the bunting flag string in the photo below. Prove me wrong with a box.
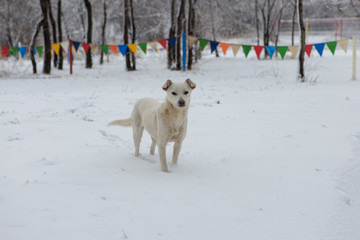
[0,35,351,62]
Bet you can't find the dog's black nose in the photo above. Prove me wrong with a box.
[178,98,185,107]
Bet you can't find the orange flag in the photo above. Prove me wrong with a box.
[220,43,231,55]
[109,45,118,55]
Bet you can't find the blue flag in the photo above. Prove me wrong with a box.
[118,44,128,56]
[72,41,81,52]
[313,43,325,57]
[168,37,176,50]
[18,47,27,58]
[210,41,219,54]
[265,46,276,59]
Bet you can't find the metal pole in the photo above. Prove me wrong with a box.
[69,39,73,75]
[182,32,186,71]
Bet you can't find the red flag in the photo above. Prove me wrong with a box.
[158,39,167,50]
[109,45,118,55]
[1,46,10,58]
[253,45,264,59]
[305,44,313,57]
[82,43,90,54]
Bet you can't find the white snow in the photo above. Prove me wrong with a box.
[1,48,360,240]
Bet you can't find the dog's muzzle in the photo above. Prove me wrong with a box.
[178,98,186,107]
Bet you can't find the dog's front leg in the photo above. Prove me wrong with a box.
[157,142,169,172]
[171,141,182,166]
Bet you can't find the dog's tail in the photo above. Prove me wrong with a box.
[107,118,131,127]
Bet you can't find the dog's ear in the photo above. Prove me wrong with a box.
[162,79,172,91]
[185,78,196,90]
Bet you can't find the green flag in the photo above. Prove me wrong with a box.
[10,47,18,57]
[326,41,337,55]
[138,43,147,54]
[100,45,109,54]
[242,45,252,57]
[35,46,43,57]
[277,46,288,59]
[199,39,209,51]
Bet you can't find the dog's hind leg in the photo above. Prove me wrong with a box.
[132,123,144,156]
[150,137,156,155]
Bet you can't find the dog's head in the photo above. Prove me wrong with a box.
[162,78,196,108]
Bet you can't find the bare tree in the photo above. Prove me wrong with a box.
[100,0,107,65]
[176,0,186,70]
[48,2,58,67]
[333,0,360,17]
[291,0,297,46]
[298,0,305,81]
[57,0,63,70]
[84,0,93,68]
[30,19,44,74]
[187,0,196,70]
[124,0,136,71]
[168,0,176,70]
[39,0,52,74]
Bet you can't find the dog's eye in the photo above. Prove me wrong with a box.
[184,91,189,95]
[172,92,177,96]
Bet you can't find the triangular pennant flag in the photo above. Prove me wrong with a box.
[109,45,118,55]
[253,45,264,59]
[265,46,276,59]
[35,46,43,57]
[199,39,209,51]
[210,41,219,54]
[81,43,90,55]
[231,44,241,57]
[338,39,349,53]
[90,44,98,55]
[10,47,18,57]
[188,36,198,49]
[305,44,313,57]
[288,45,298,59]
[168,37,176,50]
[149,42,157,51]
[33,48,36,56]
[18,46,27,58]
[158,39,167,50]
[220,43,230,55]
[100,45,109,54]
[326,41,337,55]
[242,45,252,57]
[51,43,60,55]
[60,41,69,53]
[138,43,147,54]
[118,44,128,56]
[72,41,81,52]
[1,46,10,58]
[313,43,325,57]
[128,44,138,54]
[277,46,288,59]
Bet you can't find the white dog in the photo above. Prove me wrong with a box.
[108,79,196,172]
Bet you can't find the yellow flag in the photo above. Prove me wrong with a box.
[91,44,99,55]
[52,43,60,55]
[149,42,157,51]
[338,39,349,53]
[188,36,198,49]
[128,44,138,54]
[288,45,299,59]
[231,44,241,56]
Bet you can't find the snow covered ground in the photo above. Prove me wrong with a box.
[1,48,360,240]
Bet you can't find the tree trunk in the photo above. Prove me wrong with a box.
[100,1,107,65]
[129,0,136,71]
[168,0,176,70]
[84,0,93,68]
[298,0,305,81]
[176,0,186,70]
[48,2,58,67]
[40,0,52,74]
[291,0,297,46]
[57,0,63,70]
[255,0,260,45]
[187,0,196,70]
[124,0,132,71]
[210,1,219,57]
[5,0,14,47]
[30,19,44,74]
